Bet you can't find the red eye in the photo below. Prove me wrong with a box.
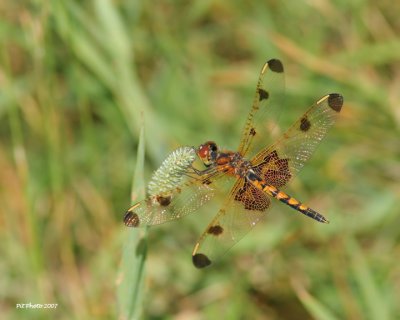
[197,141,217,162]
[198,144,209,159]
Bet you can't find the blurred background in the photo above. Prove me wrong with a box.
[1,1,399,319]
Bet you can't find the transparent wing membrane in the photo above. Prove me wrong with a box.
[251,94,343,178]
[238,59,285,158]
[192,180,270,268]
[124,147,236,227]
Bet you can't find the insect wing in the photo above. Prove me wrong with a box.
[251,93,344,181]
[238,59,285,158]
[192,179,271,268]
[124,178,216,227]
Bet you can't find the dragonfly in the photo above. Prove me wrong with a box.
[124,59,343,268]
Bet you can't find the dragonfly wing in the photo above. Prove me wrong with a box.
[251,93,344,183]
[238,59,285,158]
[192,178,271,268]
[124,172,235,228]
[125,180,213,227]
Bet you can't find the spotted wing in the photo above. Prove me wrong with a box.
[192,178,271,268]
[238,59,285,158]
[250,93,343,184]
[124,146,229,227]
[124,171,235,228]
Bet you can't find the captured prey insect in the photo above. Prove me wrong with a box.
[124,59,343,268]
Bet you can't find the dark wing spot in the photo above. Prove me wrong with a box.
[258,88,269,101]
[300,116,311,132]
[267,59,284,73]
[202,179,212,185]
[327,93,343,112]
[192,253,211,268]
[234,180,270,211]
[250,127,256,136]
[256,150,291,188]
[207,225,224,236]
[263,150,279,162]
[124,211,140,227]
[156,195,171,206]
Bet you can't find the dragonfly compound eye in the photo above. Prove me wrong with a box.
[197,141,218,166]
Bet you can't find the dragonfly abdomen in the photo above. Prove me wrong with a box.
[247,172,329,224]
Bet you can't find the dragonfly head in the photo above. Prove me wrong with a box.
[197,141,218,167]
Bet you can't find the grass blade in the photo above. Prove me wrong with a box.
[117,126,147,320]
[347,237,391,320]
[291,277,340,320]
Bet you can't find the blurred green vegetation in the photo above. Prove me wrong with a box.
[1,0,399,319]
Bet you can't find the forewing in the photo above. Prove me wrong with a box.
[124,172,235,228]
[251,93,344,182]
[192,179,271,268]
[238,59,285,158]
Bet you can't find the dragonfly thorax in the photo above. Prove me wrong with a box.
[197,141,251,177]
[215,150,251,178]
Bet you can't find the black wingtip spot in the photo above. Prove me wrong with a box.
[267,59,284,73]
[328,93,343,112]
[192,253,211,268]
[124,211,140,227]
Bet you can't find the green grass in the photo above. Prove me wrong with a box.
[1,0,400,319]
[117,126,147,320]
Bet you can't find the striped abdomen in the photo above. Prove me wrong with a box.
[246,171,329,223]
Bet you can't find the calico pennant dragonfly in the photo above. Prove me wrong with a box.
[124,59,343,268]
